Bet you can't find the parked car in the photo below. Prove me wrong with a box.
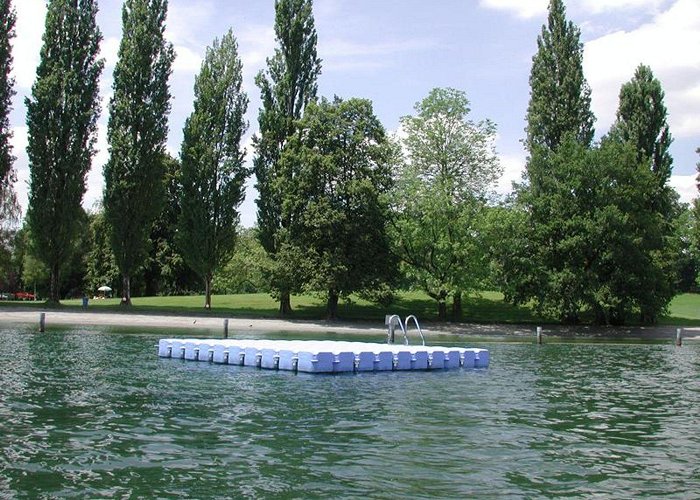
[15,291,35,301]
[0,292,13,300]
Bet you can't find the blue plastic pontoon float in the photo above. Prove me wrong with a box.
[157,338,489,373]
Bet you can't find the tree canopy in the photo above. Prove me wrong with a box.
[253,0,321,315]
[393,88,501,320]
[25,0,103,303]
[177,29,249,309]
[103,0,174,305]
[525,0,594,154]
[278,96,395,319]
[0,0,18,226]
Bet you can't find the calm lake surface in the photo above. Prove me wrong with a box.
[0,326,698,498]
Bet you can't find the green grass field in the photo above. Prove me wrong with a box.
[4,290,699,326]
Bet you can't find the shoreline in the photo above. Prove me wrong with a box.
[1,308,699,342]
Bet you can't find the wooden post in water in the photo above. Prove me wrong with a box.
[39,313,45,333]
[676,328,682,347]
[536,326,543,344]
[223,318,229,339]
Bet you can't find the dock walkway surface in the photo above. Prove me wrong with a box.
[1,307,698,341]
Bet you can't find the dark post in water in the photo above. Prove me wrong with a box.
[223,319,229,339]
[536,326,543,344]
[676,328,682,347]
[39,313,46,333]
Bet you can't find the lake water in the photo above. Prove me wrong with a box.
[0,326,698,498]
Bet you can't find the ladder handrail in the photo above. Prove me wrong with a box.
[386,314,424,346]
[386,314,408,345]
[405,314,425,346]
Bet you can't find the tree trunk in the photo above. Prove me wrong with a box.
[49,263,60,304]
[279,290,292,316]
[121,274,132,306]
[204,275,212,309]
[438,300,447,321]
[327,289,339,321]
[452,291,462,321]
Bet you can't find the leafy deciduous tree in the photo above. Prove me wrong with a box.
[177,30,249,309]
[279,97,395,320]
[104,0,174,305]
[393,88,501,320]
[25,0,103,303]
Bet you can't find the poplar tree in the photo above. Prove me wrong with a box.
[525,0,594,154]
[610,64,673,188]
[104,0,174,305]
[254,0,321,315]
[609,64,677,322]
[178,30,249,309]
[0,0,18,224]
[25,0,103,303]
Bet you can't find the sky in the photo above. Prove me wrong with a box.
[7,0,700,227]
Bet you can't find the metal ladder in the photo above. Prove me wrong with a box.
[386,314,425,346]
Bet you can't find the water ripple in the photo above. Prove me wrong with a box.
[0,329,698,497]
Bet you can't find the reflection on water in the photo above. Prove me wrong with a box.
[0,327,698,497]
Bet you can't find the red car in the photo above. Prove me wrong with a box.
[15,292,35,300]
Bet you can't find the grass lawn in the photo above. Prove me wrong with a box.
[3,291,699,326]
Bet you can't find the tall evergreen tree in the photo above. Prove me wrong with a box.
[177,30,249,309]
[609,64,677,322]
[104,0,174,305]
[525,0,594,154]
[610,64,673,186]
[25,0,103,303]
[253,0,321,315]
[0,0,18,225]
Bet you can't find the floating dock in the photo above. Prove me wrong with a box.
[158,339,489,373]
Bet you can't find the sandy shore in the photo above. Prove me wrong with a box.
[1,307,698,341]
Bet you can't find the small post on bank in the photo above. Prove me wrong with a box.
[223,318,229,339]
[676,328,682,347]
[536,326,543,345]
[39,312,46,333]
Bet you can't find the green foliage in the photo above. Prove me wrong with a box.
[143,154,198,296]
[253,0,321,314]
[213,228,271,294]
[104,0,174,305]
[0,0,18,226]
[525,0,594,153]
[609,65,673,183]
[177,30,249,309]
[84,209,120,295]
[278,97,396,319]
[393,88,501,320]
[25,0,104,303]
[509,138,676,324]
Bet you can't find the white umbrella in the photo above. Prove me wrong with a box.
[98,286,112,292]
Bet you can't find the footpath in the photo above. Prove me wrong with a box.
[1,307,698,342]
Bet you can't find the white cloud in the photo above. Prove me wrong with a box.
[479,0,547,19]
[100,37,121,69]
[12,0,46,89]
[670,174,697,203]
[173,45,202,74]
[320,37,436,73]
[583,0,700,138]
[480,0,667,18]
[581,0,667,13]
[10,126,29,214]
[495,153,526,195]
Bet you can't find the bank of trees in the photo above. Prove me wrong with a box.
[2,0,697,325]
